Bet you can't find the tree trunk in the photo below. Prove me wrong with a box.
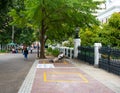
[40,37,45,58]
[39,0,46,59]
[0,43,2,50]
[39,19,46,58]
[1,43,3,51]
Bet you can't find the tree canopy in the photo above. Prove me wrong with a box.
[79,12,120,48]
[99,13,120,47]
[0,0,13,45]
[9,0,100,58]
[80,26,100,46]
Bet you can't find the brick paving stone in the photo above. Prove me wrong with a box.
[18,58,120,93]
[31,60,115,93]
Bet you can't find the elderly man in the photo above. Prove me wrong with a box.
[50,52,64,63]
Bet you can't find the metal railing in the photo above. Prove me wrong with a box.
[78,46,94,65]
[99,47,120,75]
[58,45,120,76]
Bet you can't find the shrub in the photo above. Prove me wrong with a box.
[0,50,8,53]
[52,49,60,57]
[47,47,52,52]
[46,47,60,57]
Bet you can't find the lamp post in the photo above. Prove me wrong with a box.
[37,43,40,58]
[75,27,80,38]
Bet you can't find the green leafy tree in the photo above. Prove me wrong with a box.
[7,0,36,45]
[63,37,74,47]
[9,0,100,58]
[0,0,13,49]
[98,13,120,48]
[19,27,36,45]
[80,26,100,46]
[108,12,120,29]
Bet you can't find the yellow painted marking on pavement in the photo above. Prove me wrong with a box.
[48,72,81,74]
[63,61,68,64]
[43,61,46,64]
[43,72,47,82]
[78,73,88,83]
[46,80,86,83]
[43,71,88,83]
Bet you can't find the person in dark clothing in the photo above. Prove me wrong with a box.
[49,52,64,63]
[23,47,28,59]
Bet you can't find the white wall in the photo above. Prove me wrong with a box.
[97,0,120,23]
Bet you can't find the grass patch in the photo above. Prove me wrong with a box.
[0,50,8,53]
[46,47,60,57]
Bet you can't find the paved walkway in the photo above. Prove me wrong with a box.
[18,58,120,93]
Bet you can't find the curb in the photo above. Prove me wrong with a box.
[18,60,38,93]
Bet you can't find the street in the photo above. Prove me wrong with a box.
[0,52,36,93]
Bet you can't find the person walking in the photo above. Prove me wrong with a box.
[23,47,28,60]
[30,46,33,54]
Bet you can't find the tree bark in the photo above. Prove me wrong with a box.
[40,34,45,58]
[40,19,46,58]
[39,0,46,58]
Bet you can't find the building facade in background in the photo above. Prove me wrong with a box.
[96,0,120,23]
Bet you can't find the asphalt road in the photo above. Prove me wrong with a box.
[0,52,36,93]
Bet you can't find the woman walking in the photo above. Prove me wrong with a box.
[23,47,28,60]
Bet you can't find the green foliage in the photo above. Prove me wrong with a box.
[46,47,59,57]
[80,26,100,46]
[47,47,52,52]
[108,12,120,29]
[79,12,120,48]
[0,28,12,44]
[51,49,60,57]
[18,27,35,45]
[8,9,27,27]
[10,0,100,40]
[63,37,74,47]
[46,47,52,56]
[0,0,33,45]
[0,50,8,53]
[9,0,100,58]
[97,13,120,48]
[8,0,26,27]
[98,24,120,47]
[0,0,13,44]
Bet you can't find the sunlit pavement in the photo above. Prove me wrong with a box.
[30,59,115,93]
[0,52,36,93]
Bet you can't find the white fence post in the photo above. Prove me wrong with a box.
[94,43,102,67]
[70,48,73,59]
[59,47,66,56]
[66,47,69,57]
[74,38,81,58]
